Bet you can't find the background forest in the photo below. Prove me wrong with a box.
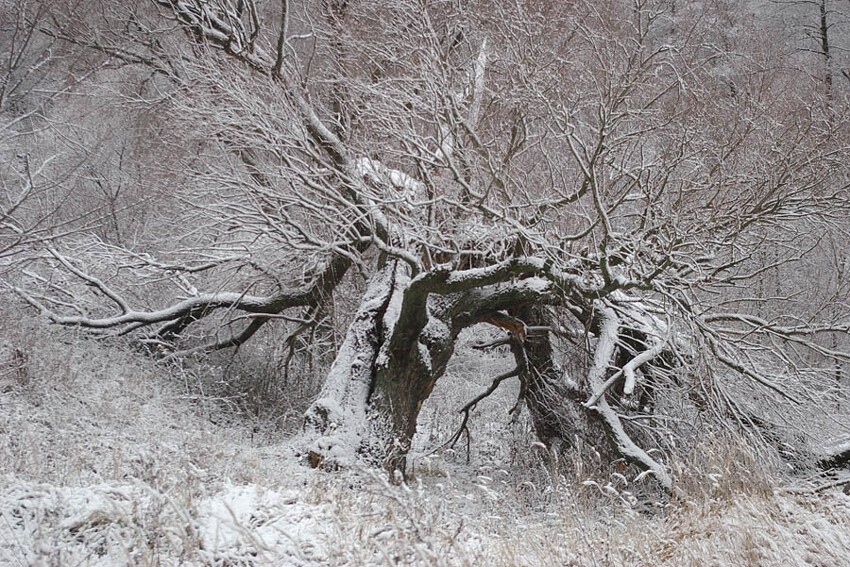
[3,0,850,564]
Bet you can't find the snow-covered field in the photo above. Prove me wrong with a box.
[2,323,850,566]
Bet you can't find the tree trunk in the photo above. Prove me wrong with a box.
[301,263,397,470]
[301,267,672,489]
[301,260,457,477]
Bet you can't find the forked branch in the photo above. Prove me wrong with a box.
[445,367,520,453]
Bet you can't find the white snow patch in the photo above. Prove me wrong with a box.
[354,157,426,205]
[195,483,331,566]
[418,341,432,373]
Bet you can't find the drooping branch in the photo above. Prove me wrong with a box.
[705,312,850,362]
[706,334,804,405]
[14,242,358,354]
[584,302,673,489]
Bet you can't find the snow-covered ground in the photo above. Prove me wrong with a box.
[2,324,850,566]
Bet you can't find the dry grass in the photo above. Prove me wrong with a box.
[2,310,850,566]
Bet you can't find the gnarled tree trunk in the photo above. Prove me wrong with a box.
[302,260,458,476]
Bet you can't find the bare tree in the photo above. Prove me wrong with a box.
[0,0,94,264]
[772,0,850,90]
[7,0,850,490]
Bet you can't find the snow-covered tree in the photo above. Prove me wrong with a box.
[8,0,850,490]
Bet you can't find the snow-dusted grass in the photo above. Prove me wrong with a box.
[2,317,850,565]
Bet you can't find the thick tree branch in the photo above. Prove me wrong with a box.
[585,302,673,489]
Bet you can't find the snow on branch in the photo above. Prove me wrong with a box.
[584,302,672,489]
[15,284,293,330]
[44,246,131,315]
[156,0,267,67]
[411,256,585,298]
[705,334,804,404]
[705,312,850,338]
[12,241,355,353]
[158,0,406,262]
[584,336,668,408]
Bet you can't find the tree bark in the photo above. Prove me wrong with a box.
[301,260,458,477]
[301,263,399,470]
